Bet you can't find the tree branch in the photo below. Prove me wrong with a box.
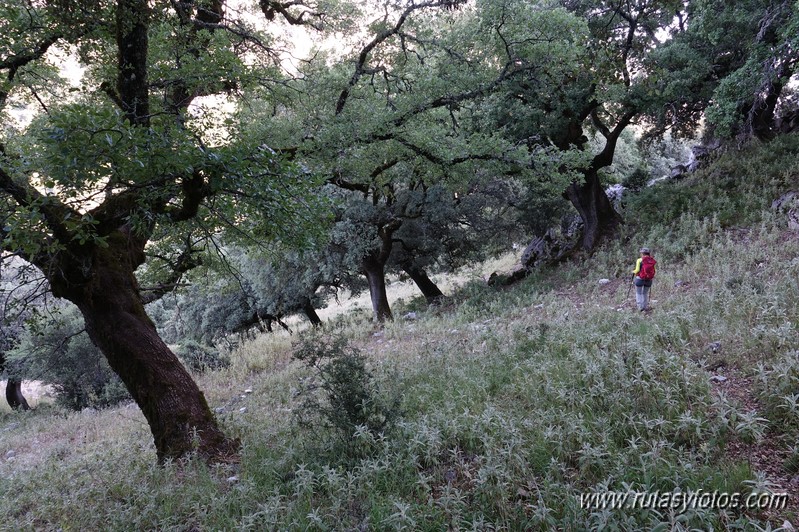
[140,236,203,304]
[116,0,151,125]
[259,0,324,30]
[334,0,465,115]
[0,148,76,249]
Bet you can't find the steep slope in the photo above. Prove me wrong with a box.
[1,135,798,529]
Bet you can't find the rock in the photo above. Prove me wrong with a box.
[5,450,16,459]
[706,341,722,352]
[771,192,799,231]
[772,191,797,210]
[605,184,625,210]
[598,278,611,285]
[244,389,253,394]
[239,407,247,413]
[789,210,799,232]
[227,475,239,483]
[403,312,417,321]
[710,375,728,383]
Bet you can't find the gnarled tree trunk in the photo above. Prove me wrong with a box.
[563,110,634,251]
[50,234,237,463]
[564,169,623,251]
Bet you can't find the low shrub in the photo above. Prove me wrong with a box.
[292,334,401,457]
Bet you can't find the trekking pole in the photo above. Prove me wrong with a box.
[626,273,634,299]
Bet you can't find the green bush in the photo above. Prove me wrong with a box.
[292,334,401,454]
[7,305,130,410]
[173,340,230,372]
[622,167,650,191]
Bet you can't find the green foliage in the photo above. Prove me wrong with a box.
[622,167,650,192]
[656,0,799,139]
[3,0,799,527]
[292,334,401,455]
[626,133,799,230]
[8,305,130,410]
[147,237,355,345]
[756,352,799,434]
[173,340,229,373]
[4,136,799,528]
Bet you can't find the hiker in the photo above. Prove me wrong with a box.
[632,247,656,311]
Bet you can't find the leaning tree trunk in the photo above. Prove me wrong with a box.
[51,238,238,463]
[564,169,623,251]
[5,380,30,410]
[362,255,393,322]
[402,263,444,304]
[302,299,323,327]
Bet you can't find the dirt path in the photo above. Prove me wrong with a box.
[710,370,798,524]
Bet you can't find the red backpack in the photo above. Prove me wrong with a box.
[639,256,657,281]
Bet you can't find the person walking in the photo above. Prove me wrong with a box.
[632,247,656,311]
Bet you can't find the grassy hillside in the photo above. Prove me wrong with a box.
[1,135,799,530]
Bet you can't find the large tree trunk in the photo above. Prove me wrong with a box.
[748,59,794,141]
[362,255,393,322]
[564,170,622,251]
[402,263,444,304]
[562,110,634,251]
[5,379,30,410]
[360,218,401,323]
[50,237,237,463]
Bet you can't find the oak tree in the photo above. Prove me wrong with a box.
[0,0,312,462]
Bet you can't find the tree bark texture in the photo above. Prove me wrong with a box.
[49,234,237,463]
